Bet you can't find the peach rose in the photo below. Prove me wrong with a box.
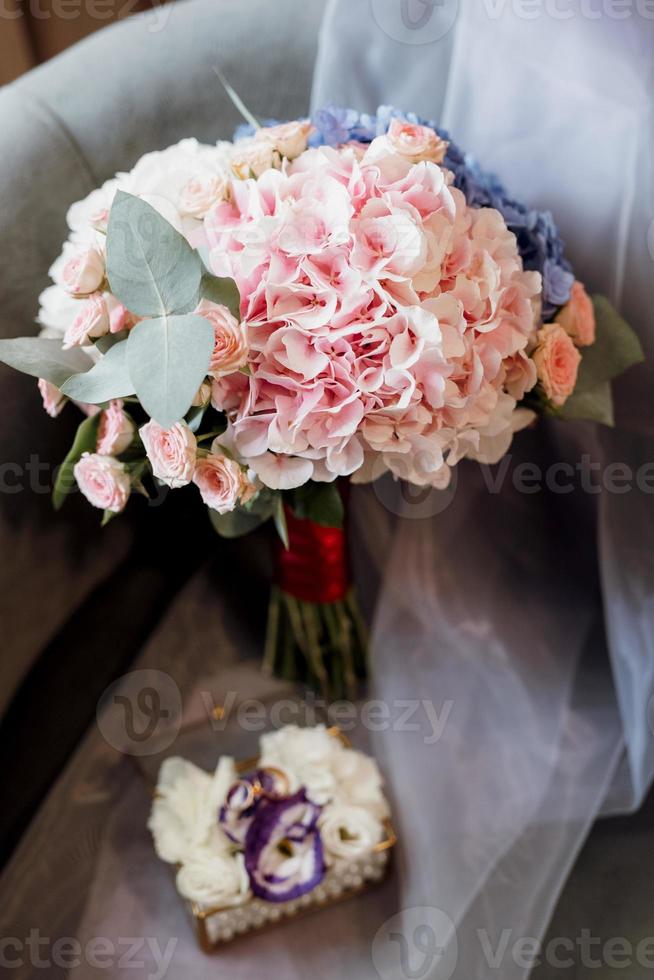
[179,174,229,219]
[258,120,313,159]
[63,293,109,349]
[555,280,596,347]
[38,378,67,418]
[387,119,449,164]
[192,452,245,513]
[61,247,105,296]
[503,352,538,400]
[73,453,131,513]
[140,420,197,488]
[533,323,581,407]
[195,299,248,377]
[97,401,135,456]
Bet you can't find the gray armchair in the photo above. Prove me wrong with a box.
[0,0,325,859]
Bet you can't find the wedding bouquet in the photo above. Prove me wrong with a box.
[0,102,642,698]
[148,725,394,948]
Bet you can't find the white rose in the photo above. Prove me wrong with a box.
[176,848,250,909]
[319,804,384,861]
[38,284,80,338]
[140,420,197,488]
[180,174,229,219]
[231,137,277,179]
[61,247,105,296]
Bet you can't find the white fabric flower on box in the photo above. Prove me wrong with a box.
[148,755,236,865]
[176,847,250,909]
[319,803,385,862]
[258,725,340,805]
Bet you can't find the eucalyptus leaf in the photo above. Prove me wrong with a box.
[127,313,214,428]
[574,297,644,394]
[95,330,128,354]
[0,337,93,388]
[61,341,135,403]
[201,272,241,320]
[106,191,203,317]
[558,380,615,427]
[291,482,344,528]
[208,505,269,538]
[52,412,101,510]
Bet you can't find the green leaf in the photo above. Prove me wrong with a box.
[201,272,241,320]
[558,380,615,427]
[574,296,644,394]
[0,337,93,388]
[126,313,214,428]
[106,191,203,317]
[273,495,289,549]
[208,505,269,538]
[52,412,102,510]
[61,341,135,403]
[95,330,128,354]
[290,482,344,528]
[214,67,261,130]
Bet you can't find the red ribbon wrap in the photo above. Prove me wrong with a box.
[274,505,351,604]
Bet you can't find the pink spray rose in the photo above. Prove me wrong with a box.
[387,119,449,164]
[63,293,110,348]
[38,378,67,418]
[195,299,248,377]
[139,420,197,488]
[192,452,247,513]
[61,247,105,296]
[555,280,596,347]
[97,401,135,456]
[533,323,581,407]
[73,453,131,513]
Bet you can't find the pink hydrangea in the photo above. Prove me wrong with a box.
[202,132,540,490]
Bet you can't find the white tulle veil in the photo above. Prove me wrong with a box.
[315,1,654,975]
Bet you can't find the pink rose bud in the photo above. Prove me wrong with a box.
[195,299,248,377]
[533,323,582,407]
[38,378,67,418]
[258,120,313,160]
[61,247,105,296]
[180,174,229,219]
[63,293,110,349]
[73,453,131,513]
[140,420,197,488]
[387,119,449,164]
[96,401,135,456]
[555,280,596,347]
[192,452,247,514]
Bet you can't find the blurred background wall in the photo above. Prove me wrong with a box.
[0,0,166,84]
